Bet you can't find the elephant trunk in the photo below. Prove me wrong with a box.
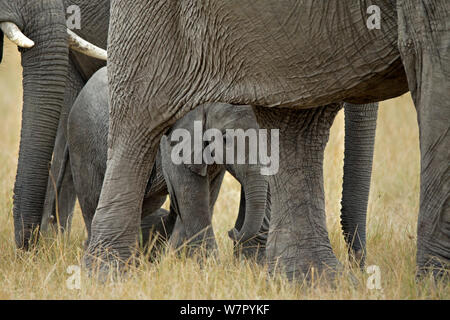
[228,170,268,243]
[340,102,379,267]
[13,0,68,249]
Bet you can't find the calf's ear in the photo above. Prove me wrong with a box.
[160,133,208,177]
[186,108,207,177]
[186,137,207,176]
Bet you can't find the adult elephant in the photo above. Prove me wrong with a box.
[1,0,379,269]
[85,0,449,280]
[0,0,109,249]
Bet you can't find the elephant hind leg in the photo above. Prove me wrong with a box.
[71,154,105,250]
[398,0,450,279]
[253,104,343,282]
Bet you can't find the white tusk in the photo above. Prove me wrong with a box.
[0,22,35,48]
[67,29,107,61]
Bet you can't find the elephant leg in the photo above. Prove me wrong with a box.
[70,152,104,249]
[41,60,84,234]
[141,207,175,244]
[253,104,342,281]
[82,93,175,273]
[398,0,450,279]
[141,195,175,244]
[161,150,218,255]
[341,102,378,268]
[84,140,157,273]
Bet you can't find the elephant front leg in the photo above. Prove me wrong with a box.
[84,137,158,275]
[398,0,450,279]
[160,139,218,255]
[253,104,342,281]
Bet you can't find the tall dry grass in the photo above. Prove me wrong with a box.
[0,39,447,299]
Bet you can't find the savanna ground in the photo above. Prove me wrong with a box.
[0,39,448,299]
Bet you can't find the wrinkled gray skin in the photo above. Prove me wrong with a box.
[1,0,72,249]
[66,67,270,261]
[341,102,379,267]
[86,0,449,280]
[159,102,271,260]
[0,0,109,249]
[0,0,379,270]
[40,0,111,234]
[67,67,171,250]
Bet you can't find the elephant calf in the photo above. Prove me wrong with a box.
[63,67,270,261]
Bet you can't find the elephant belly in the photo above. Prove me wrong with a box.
[183,0,407,108]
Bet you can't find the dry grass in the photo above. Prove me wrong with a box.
[0,40,448,299]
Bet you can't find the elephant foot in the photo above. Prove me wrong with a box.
[83,228,141,281]
[270,250,340,282]
[275,259,358,288]
[416,255,449,283]
[84,212,141,280]
[144,235,168,263]
[182,235,219,259]
[169,216,218,259]
[232,235,267,265]
[83,252,123,283]
[167,234,219,263]
[171,235,219,259]
[83,245,140,282]
[348,248,365,270]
